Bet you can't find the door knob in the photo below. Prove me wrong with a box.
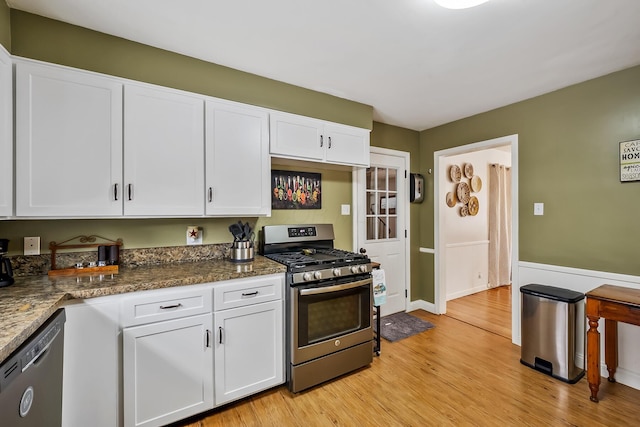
[359,248,367,254]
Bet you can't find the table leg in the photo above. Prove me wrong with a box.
[586,315,601,402]
[604,319,618,382]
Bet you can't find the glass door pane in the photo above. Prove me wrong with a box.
[365,165,399,242]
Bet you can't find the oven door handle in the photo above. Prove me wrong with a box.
[299,278,372,295]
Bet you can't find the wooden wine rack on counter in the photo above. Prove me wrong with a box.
[48,235,122,276]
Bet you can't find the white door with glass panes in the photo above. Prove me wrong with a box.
[356,149,408,315]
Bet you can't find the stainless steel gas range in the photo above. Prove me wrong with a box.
[260,224,374,393]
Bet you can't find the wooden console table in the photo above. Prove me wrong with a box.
[586,284,640,402]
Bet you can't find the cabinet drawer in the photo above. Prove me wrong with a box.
[213,274,284,311]
[121,286,212,327]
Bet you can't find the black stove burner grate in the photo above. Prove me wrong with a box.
[265,248,367,269]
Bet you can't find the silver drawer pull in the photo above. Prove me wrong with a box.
[159,303,183,310]
[242,291,259,297]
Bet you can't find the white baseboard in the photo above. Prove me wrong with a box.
[446,284,487,301]
[408,299,437,314]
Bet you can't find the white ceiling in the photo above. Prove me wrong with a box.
[7,0,640,131]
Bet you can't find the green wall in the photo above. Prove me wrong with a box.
[421,65,640,295]
[10,10,372,129]
[0,10,364,256]
[0,1,9,50]
[370,122,424,300]
[1,165,354,255]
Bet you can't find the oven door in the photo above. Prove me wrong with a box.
[291,276,372,365]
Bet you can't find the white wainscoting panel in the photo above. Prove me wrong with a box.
[517,262,640,391]
[445,241,489,301]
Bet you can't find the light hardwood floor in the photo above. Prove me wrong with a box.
[445,285,512,339]
[179,300,640,426]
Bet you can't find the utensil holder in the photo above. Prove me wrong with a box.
[230,241,254,262]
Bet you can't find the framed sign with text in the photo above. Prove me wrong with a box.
[620,139,640,182]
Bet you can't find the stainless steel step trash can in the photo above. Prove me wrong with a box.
[520,284,585,383]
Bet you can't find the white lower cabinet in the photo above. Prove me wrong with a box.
[123,313,214,427]
[62,297,121,427]
[214,300,283,406]
[64,274,284,427]
[213,274,285,406]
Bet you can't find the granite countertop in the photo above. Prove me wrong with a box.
[0,256,286,364]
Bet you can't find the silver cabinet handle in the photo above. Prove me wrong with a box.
[114,183,118,201]
[128,184,133,201]
[208,187,213,203]
[242,291,259,297]
[320,135,323,147]
[328,136,332,149]
[159,303,182,310]
[218,326,223,344]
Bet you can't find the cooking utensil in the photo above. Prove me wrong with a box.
[228,223,243,241]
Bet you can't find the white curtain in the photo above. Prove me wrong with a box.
[488,164,512,288]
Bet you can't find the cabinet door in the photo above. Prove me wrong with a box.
[205,101,270,216]
[324,123,370,167]
[214,300,284,406]
[123,313,213,427]
[124,84,204,216]
[0,47,11,217]
[269,112,324,161]
[62,298,120,427]
[15,60,123,216]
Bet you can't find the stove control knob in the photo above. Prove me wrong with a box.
[333,268,342,277]
[314,271,322,280]
[350,266,359,274]
[302,272,313,281]
[359,265,368,273]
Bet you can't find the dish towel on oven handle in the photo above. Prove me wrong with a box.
[372,269,387,306]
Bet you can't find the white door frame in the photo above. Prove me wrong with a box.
[353,146,411,309]
[434,134,519,344]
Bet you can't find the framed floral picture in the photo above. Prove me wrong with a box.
[271,170,321,209]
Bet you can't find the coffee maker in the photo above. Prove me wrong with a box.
[0,238,14,288]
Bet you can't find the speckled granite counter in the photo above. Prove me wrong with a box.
[0,256,286,364]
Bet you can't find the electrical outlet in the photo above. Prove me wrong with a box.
[24,237,41,255]
[341,204,351,215]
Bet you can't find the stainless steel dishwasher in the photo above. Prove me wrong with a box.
[0,309,66,426]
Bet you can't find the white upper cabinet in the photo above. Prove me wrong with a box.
[269,112,324,161]
[205,100,270,216]
[123,84,205,216]
[269,111,370,167]
[15,59,123,217]
[0,47,12,217]
[324,123,371,167]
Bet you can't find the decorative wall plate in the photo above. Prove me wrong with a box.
[456,181,470,204]
[471,175,482,192]
[449,165,462,183]
[459,205,469,217]
[468,196,479,216]
[464,163,474,179]
[446,192,456,207]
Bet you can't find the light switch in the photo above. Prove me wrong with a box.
[534,203,544,216]
[341,204,351,215]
